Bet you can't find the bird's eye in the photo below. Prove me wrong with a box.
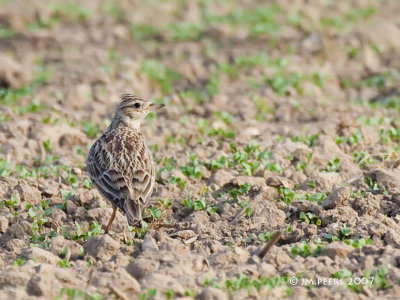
[133,102,141,109]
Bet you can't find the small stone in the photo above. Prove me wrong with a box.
[72,167,82,176]
[92,268,141,295]
[66,200,77,215]
[40,181,59,196]
[265,175,294,188]
[199,287,228,300]
[27,273,54,297]
[14,182,42,205]
[314,172,341,191]
[26,265,62,298]
[21,247,60,265]
[384,229,400,247]
[9,221,31,238]
[142,235,158,252]
[208,169,234,187]
[322,187,351,209]
[320,242,354,259]
[126,254,160,280]
[173,230,196,240]
[83,235,120,260]
[275,252,291,266]
[258,262,276,277]
[0,216,9,233]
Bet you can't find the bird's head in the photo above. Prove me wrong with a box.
[113,94,165,130]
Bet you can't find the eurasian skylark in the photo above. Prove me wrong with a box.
[87,94,165,233]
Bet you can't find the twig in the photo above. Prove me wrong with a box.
[258,231,281,259]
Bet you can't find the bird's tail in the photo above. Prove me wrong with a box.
[123,199,144,228]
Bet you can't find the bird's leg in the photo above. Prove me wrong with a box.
[104,206,117,234]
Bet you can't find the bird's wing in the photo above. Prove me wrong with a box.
[87,140,131,208]
[123,150,155,226]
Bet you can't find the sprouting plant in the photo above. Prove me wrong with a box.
[71,221,104,242]
[338,224,352,239]
[325,156,340,172]
[165,289,174,300]
[304,192,326,203]
[291,133,320,147]
[131,24,161,41]
[205,156,227,171]
[257,232,272,244]
[299,212,321,226]
[277,187,303,204]
[291,241,322,258]
[344,238,373,249]
[61,186,77,200]
[58,259,71,268]
[169,22,203,41]
[5,195,19,208]
[214,111,233,125]
[139,60,181,95]
[372,265,392,290]
[307,180,316,189]
[180,154,202,179]
[353,151,373,168]
[12,259,26,267]
[83,178,93,189]
[138,288,157,300]
[146,206,162,220]
[183,188,216,214]
[55,287,103,300]
[82,121,99,138]
[169,176,187,189]
[51,3,92,22]
[364,177,380,191]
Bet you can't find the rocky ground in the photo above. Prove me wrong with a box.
[1,0,400,299]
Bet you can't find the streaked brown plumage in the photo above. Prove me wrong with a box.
[87,94,165,232]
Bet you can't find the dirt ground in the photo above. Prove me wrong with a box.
[1,0,400,299]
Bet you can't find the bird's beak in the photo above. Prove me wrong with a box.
[149,103,166,110]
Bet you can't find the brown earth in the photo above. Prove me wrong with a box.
[1,0,400,299]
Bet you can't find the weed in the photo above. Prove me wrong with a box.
[140,60,181,95]
[183,189,216,214]
[58,259,71,268]
[0,25,16,39]
[139,288,157,300]
[277,187,302,204]
[71,221,104,242]
[291,241,322,258]
[12,259,25,267]
[292,133,320,147]
[299,212,321,226]
[52,3,92,22]
[169,22,203,41]
[169,176,187,189]
[83,178,93,189]
[325,156,341,172]
[304,192,326,203]
[181,154,202,179]
[344,238,373,249]
[55,287,103,300]
[82,121,100,139]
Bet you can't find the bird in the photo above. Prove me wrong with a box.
[87,94,165,233]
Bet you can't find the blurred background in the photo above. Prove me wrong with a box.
[0,0,399,176]
[1,0,400,172]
